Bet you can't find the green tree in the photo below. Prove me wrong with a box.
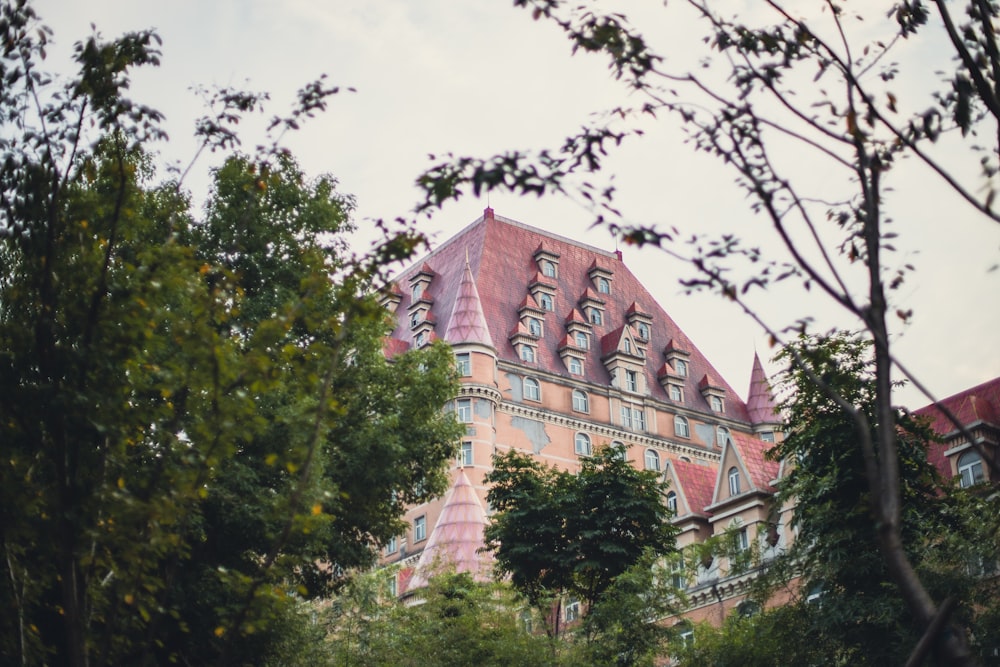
[0,3,461,665]
[415,2,1000,663]
[484,444,677,650]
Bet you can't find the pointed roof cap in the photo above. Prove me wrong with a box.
[444,258,494,347]
[746,352,780,425]
[407,470,491,591]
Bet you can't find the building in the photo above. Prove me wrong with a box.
[377,208,998,621]
[378,209,780,600]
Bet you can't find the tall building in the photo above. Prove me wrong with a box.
[378,209,780,601]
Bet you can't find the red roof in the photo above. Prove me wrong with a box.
[914,376,1000,478]
[730,432,780,492]
[382,337,410,358]
[387,210,752,420]
[668,458,718,517]
[746,352,780,425]
[444,260,493,347]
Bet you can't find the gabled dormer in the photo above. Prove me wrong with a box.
[408,263,436,303]
[578,287,607,327]
[533,243,560,280]
[509,321,539,363]
[663,339,691,380]
[699,373,727,414]
[557,335,586,376]
[625,302,653,342]
[664,458,717,545]
[601,326,646,395]
[588,260,614,296]
[708,433,779,507]
[657,363,686,402]
[380,282,403,313]
[564,309,592,350]
[527,274,557,313]
[411,309,436,348]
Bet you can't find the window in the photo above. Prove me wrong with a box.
[572,389,589,413]
[637,322,649,339]
[958,451,985,488]
[669,558,686,590]
[455,352,471,376]
[675,359,688,377]
[456,398,472,423]
[542,260,556,278]
[575,331,588,348]
[674,415,690,438]
[735,527,749,551]
[669,384,683,402]
[610,441,627,460]
[624,339,633,354]
[564,599,581,622]
[760,430,775,443]
[625,369,638,392]
[666,491,678,514]
[521,345,536,362]
[728,466,741,495]
[411,283,422,301]
[620,406,632,429]
[524,377,541,401]
[737,601,760,618]
[597,277,610,294]
[589,308,602,325]
[575,433,592,456]
[459,441,473,466]
[410,310,421,327]
[710,395,723,412]
[520,610,533,633]
[677,622,694,647]
[645,449,660,471]
[414,332,425,346]
[716,426,730,447]
[539,293,554,311]
[385,536,398,555]
[414,515,427,542]
[528,317,542,336]
[568,357,583,375]
[634,409,647,431]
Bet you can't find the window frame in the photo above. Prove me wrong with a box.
[524,377,541,401]
[666,491,678,514]
[414,515,427,542]
[572,389,589,413]
[958,450,985,488]
[574,433,592,456]
[710,395,723,412]
[675,359,688,377]
[539,293,554,311]
[459,441,473,466]
[597,276,610,294]
[568,356,583,375]
[575,331,588,348]
[645,448,660,471]
[625,369,638,392]
[542,260,556,278]
[528,317,542,337]
[385,536,398,555]
[589,308,603,325]
[637,322,649,339]
[728,466,741,495]
[717,426,730,447]
[674,415,690,438]
[455,352,471,377]
[456,398,473,423]
[521,345,536,363]
[669,384,683,402]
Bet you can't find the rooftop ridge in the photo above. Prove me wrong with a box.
[490,212,619,260]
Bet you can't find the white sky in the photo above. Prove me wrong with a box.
[32,0,1000,409]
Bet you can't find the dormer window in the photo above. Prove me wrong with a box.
[625,369,639,393]
[710,395,723,412]
[675,359,688,377]
[410,311,422,328]
[637,322,650,340]
[589,308,602,325]
[624,339,633,355]
[411,283,422,301]
[521,345,536,363]
[528,317,542,337]
[568,357,583,375]
[414,332,425,347]
[728,467,742,495]
[542,260,556,278]
[575,331,588,348]
[597,277,610,294]
[958,451,985,488]
[540,294,554,311]
[669,384,683,402]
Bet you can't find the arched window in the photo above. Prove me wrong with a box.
[542,260,556,278]
[597,277,610,294]
[610,441,627,460]
[568,357,583,375]
[958,451,985,488]
[645,449,660,471]
[524,377,540,401]
[675,359,688,377]
[666,491,678,514]
[710,395,723,412]
[637,322,649,339]
[716,426,730,447]
[728,466,741,495]
[539,293,554,311]
[521,345,535,362]
[589,308,602,325]
[674,415,690,438]
[669,384,683,402]
[575,331,588,348]
[528,317,542,336]
[572,389,589,413]
[574,433,592,456]
[624,339,633,354]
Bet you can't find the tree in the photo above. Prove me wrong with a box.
[0,3,461,665]
[762,333,999,664]
[484,444,677,647]
[415,1,1000,663]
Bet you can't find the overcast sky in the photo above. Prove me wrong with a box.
[32,0,1000,409]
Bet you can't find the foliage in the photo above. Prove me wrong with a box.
[0,3,460,665]
[327,570,554,667]
[414,1,1000,663]
[484,444,677,640]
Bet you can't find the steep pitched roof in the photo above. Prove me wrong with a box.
[443,259,494,347]
[914,376,1000,478]
[667,458,717,517]
[746,352,780,425]
[730,432,780,492]
[386,209,752,422]
[382,337,410,358]
[407,470,491,591]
